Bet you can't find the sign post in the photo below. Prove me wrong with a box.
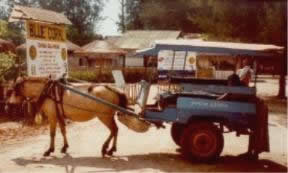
[26,20,68,79]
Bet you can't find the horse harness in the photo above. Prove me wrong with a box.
[36,80,66,125]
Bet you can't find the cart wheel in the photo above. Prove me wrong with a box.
[171,123,185,146]
[180,121,224,162]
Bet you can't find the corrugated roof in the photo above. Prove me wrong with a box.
[136,39,284,57]
[66,41,81,52]
[74,40,126,56]
[155,40,284,52]
[9,5,72,25]
[113,30,181,50]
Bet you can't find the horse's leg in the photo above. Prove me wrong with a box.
[44,116,57,156]
[59,118,69,154]
[98,115,118,157]
[107,116,118,156]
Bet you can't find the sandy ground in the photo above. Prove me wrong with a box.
[0,76,287,173]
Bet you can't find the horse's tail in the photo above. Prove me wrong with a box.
[117,92,128,108]
[103,86,128,108]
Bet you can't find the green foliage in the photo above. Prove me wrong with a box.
[69,68,157,83]
[0,52,17,81]
[67,26,103,46]
[0,20,8,36]
[0,20,25,45]
[258,2,286,46]
[69,71,99,82]
[37,0,105,45]
[124,0,286,46]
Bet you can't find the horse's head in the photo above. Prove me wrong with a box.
[6,76,49,104]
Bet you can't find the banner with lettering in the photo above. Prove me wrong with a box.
[26,20,68,79]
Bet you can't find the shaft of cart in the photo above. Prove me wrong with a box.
[57,82,139,117]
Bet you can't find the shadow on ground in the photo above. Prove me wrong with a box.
[13,153,287,173]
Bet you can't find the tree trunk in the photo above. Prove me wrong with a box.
[278,48,287,99]
[278,74,286,99]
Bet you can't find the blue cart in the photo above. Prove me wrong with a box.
[132,40,282,161]
[131,78,257,162]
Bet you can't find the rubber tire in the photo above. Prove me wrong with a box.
[171,123,185,146]
[180,121,224,162]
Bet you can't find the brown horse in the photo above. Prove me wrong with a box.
[7,77,129,157]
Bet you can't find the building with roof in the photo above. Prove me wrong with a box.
[112,30,181,51]
[108,30,181,67]
[72,40,126,69]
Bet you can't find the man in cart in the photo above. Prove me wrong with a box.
[218,73,269,160]
[237,58,254,86]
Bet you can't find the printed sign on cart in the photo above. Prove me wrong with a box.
[185,52,197,71]
[26,20,68,79]
[157,50,174,70]
[158,50,197,71]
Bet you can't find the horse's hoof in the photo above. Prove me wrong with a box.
[106,151,113,156]
[61,148,67,153]
[43,151,50,157]
[43,148,54,157]
[61,146,68,153]
[101,153,107,158]
[107,147,116,156]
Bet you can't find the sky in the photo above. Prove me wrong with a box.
[97,0,121,36]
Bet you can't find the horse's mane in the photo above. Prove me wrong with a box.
[88,85,128,108]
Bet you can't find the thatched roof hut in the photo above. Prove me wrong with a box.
[74,40,126,56]
[73,40,127,68]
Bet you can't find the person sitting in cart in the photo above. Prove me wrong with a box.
[237,58,254,86]
[218,73,269,160]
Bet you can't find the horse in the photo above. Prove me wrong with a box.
[7,76,129,157]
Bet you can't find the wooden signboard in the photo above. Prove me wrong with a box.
[26,20,68,79]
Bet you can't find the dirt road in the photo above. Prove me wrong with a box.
[0,117,287,173]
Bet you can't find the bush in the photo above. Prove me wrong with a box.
[69,71,99,82]
[0,52,17,82]
[69,67,158,83]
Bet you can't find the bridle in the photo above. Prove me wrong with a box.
[12,78,66,125]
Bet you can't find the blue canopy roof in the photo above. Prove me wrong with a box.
[136,40,283,57]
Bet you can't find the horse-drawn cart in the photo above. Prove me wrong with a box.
[6,40,282,162]
[57,75,260,162]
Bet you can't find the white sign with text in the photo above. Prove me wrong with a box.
[26,39,68,79]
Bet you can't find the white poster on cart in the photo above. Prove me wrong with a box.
[185,52,197,71]
[26,20,68,79]
[173,51,186,70]
[157,50,174,70]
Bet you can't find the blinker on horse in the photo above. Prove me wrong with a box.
[8,77,129,157]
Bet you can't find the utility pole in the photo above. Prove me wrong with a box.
[119,0,126,33]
